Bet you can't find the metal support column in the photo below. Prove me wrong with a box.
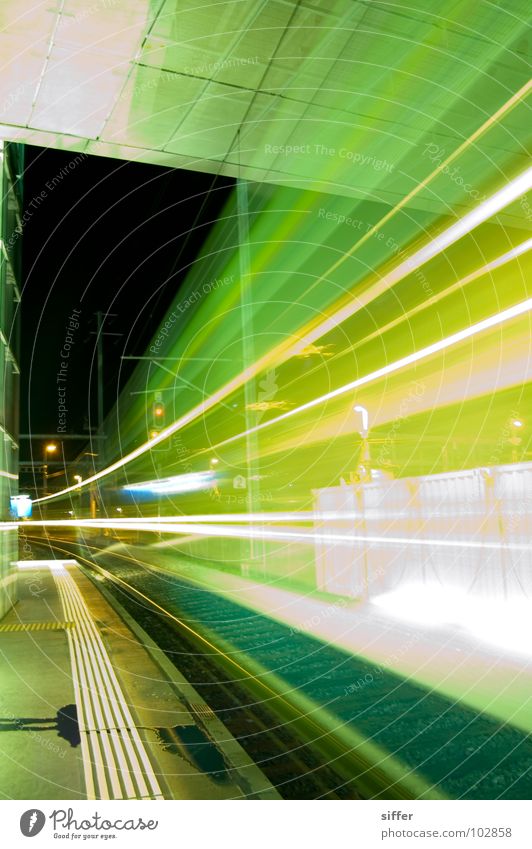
[237,178,264,576]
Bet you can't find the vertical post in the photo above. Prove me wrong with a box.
[353,405,370,594]
[90,486,97,520]
[96,311,105,467]
[237,178,263,575]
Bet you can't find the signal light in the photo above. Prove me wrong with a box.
[151,400,165,430]
[149,399,166,440]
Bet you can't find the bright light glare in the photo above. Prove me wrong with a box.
[211,295,532,452]
[123,471,215,495]
[470,599,532,656]
[20,518,532,552]
[353,405,369,434]
[31,167,532,507]
[373,584,532,656]
[373,583,469,627]
[290,167,532,357]
[10,495,32,519]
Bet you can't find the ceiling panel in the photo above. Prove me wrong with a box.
[164,82,253,160]
[0,33,45,126]
[31,46,130,137]
[0,0,55,41]
[0,0,528,220]
[101,65,204,149]
[141,0,293,90]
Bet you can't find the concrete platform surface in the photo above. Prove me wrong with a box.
[0,560,278,800]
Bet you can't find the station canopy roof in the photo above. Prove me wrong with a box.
[0,0,530,224]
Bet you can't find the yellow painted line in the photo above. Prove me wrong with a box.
[59,577,133,799]
[36,534,432,799]
[52,564,163,800]
[0,621,74,632]
[60,583,122,800]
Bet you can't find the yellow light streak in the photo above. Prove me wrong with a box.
[285,236,532,384]
[21,519,532,552]
[32,165,532,505]
[206,295,532,453]
[287,167,532,358]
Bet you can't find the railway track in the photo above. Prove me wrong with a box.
[26,532,532,800]
[27,536,366,799]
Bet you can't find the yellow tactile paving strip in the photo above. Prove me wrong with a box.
[0,621,74,632]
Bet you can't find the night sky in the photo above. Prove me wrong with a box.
[19,145,233,462]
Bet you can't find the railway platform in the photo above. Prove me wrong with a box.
[0,559,279,800]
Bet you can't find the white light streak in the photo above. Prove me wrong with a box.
[32,167,532,505]
[212,295,532,451]
[21,518,532,552]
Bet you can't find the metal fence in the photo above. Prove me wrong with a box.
[313,462,532,602]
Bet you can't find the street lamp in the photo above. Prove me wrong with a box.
[353,405,371,481]
[353,405,369,437]
[71,474,83,518]
[42,442,58,496]
[509,418,524,463]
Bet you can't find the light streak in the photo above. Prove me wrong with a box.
[32,165,532,505]
[184,81,532,365]
[321,79,532,274]
[373,584,532,657]
[284,236,532,383]
[353,405,369,435]
[21,518,532,552]
[207,295,532,452]
[287,166,532,358]
[122,471,215,495]
[9,510,414,524]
